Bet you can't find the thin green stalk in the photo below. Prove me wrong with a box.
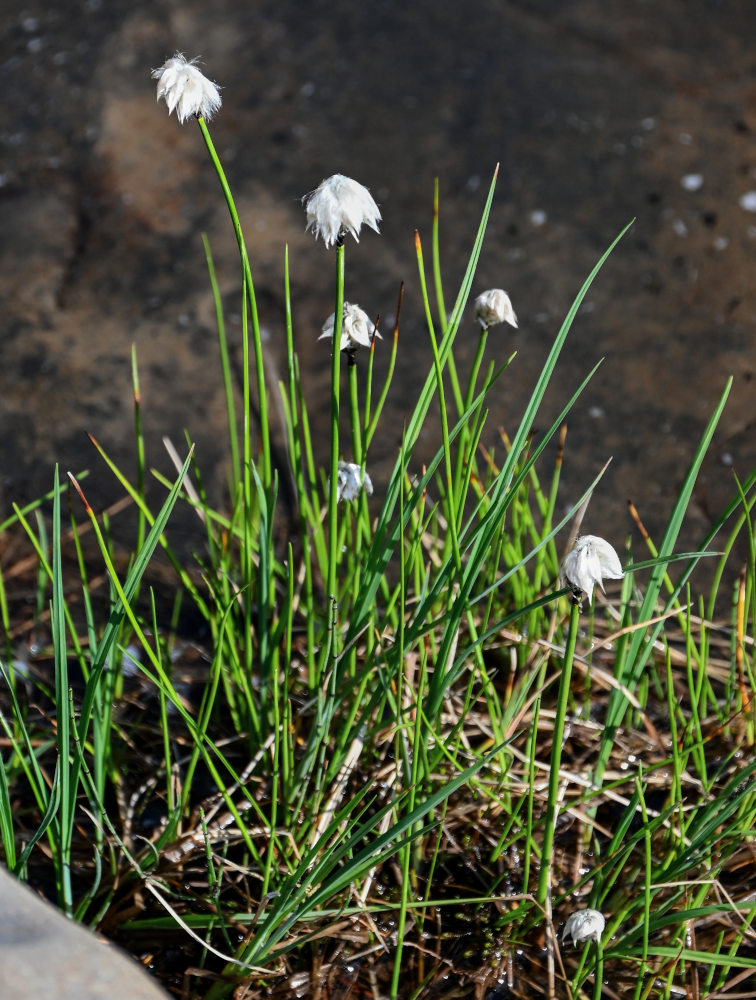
[348,362,362,464]
[593,946,604,1000]
[296,355,319,495]
[253,465,276,720]
[431,178,448,333]
[239,277,255,694]
[130,345,146,553]
[282,542,295,818]
[0,670,61,878]
[67,503,106,814]
[12,505,87,680]
[521,656,548,890]
[391,463,411,998]
[415,230,462,575]
[631,772,652,1000]
[452,326,488,501]
[196,116,271,488]
[68,473,268,867]
[533,424,566,594]
[453,376,491,533]
[180,605,235,816]
[431,177,463,414]
[0,741,16,871]
[346,168,501,644]
[536,597,580,912]
[263,574,284,896]
[364,284,401,449]
[51,468,72,913]
[361,321,377,456]
[0,572,11,682]
[151,594,175,817]
[322,244,346,677]
[283,244,303,502]
[596,377,732,784]
[282,246,318,689]
[203,233,240,489]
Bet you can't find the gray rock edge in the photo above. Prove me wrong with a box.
[0,866,170,1000]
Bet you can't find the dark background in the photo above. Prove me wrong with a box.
[1,0,754,570]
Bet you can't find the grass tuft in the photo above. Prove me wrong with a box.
[0,112,754,1000]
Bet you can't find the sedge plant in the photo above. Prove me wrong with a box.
[0,51,754,1000]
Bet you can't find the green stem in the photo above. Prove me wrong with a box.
[593,946,604,1000]
[283,247,318,693]
[203,234,240,490]
[130,346,146,554]
[536,597,580,911]
[240,279,255,692]
[431,178,463,416]
[364,286,401,450]
[431,178,448,334]
[323,245,346,676]
[51,469,72,914]
[390,469,410,999]
[348,362,362,464]
[196,116,271,489]
[415,231,462,575]
[463,327,489,412]
[452,327,488,522]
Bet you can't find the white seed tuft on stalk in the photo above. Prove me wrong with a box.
[152,53,222,124]
[319,302,380,354]
[335,461,373,503]
[562,908,606,947]
[560,535,624,605]
[303,174,381,248]
[474,288,518,330]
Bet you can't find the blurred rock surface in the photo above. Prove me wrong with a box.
[1,0,754,560]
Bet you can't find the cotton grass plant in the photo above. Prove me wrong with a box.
[0,54,754,1000]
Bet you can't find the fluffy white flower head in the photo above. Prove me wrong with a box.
[560,535,624,605]
[152,53,222,124]
[319,302,381,353]
[562,908,605,947]
[336,462,373,503]
[303,174,381,248]
[474,289,518,330]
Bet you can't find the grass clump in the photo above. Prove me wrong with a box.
[1,55,755,999]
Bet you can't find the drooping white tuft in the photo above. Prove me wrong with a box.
[319,302,381,353]
[335,461,374,503]
[562,909,605,947]
[303,174,381,248]
[474,288,518,330]
[560,535,624,604]
[152,53,222,124]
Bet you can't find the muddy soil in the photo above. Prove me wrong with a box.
[1,0,755,573]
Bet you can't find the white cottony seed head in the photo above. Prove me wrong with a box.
[562,909,605,947]
[303,174,382,248]
[336,461,373,503]
[560,535,624,605]
[152,53,222,123]
[474,289,518,330]
[319,302,381,353]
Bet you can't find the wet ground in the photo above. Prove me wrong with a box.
[2,0,755,568]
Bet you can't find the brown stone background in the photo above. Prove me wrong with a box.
[1,0,755,571]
